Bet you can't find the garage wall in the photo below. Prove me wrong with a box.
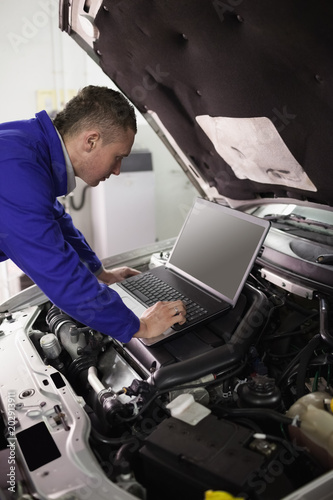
[0,0,198,301]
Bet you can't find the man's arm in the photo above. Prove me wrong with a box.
[0,157,141,342]
[54,200,103,274]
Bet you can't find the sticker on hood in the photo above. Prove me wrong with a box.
[196,115,317,192]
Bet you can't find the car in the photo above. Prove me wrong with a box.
[1,1,333,499]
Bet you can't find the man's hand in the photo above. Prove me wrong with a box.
[133,300,186,339]
[98,266,140,285]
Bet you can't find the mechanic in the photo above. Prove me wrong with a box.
[0,85,186,341]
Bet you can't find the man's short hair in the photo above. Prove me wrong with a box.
[53,85,137,143]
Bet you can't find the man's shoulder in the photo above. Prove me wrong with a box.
[0,110,56,145]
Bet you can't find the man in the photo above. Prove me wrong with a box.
[0,85,186,341]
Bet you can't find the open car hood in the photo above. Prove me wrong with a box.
[60,0,333,206]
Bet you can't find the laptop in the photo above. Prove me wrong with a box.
[109,197,270,346]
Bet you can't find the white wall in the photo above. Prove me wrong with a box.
[0,0,198,300]
[0,1,101,120]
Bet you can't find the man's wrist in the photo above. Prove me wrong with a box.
[94,265,105,277]
[133,319,148,338]
[97,268,117,285]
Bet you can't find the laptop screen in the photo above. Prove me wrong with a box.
[167,198,270,306]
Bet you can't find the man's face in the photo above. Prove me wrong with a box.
[73,128,135,187]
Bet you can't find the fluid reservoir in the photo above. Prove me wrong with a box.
[237,375,281,409]
[286,391,333,470]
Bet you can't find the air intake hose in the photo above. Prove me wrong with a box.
[46,305,87,360]
[148,284,270,390]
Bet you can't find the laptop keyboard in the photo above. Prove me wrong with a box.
[120,272,208,326]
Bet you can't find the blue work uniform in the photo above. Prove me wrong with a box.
[0,111,140,342]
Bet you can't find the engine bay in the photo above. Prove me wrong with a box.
[1,248,333,500]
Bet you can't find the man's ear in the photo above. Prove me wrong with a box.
[85,132,100,152]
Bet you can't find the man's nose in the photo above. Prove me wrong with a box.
[113,162,121,176]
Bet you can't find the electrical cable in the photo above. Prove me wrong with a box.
[90,426,138,446]
[277,334,320,387]
[263,317,319,341]
[253,432,300,458]
[210,406,296,426]
[296,334,322,399]
[117,363,247,423]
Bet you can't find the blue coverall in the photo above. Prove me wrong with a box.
[0,111,140,342]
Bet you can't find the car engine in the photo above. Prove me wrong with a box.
[1,247,333,500]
